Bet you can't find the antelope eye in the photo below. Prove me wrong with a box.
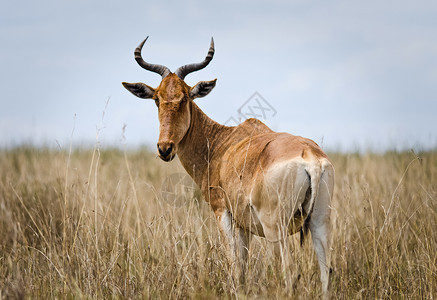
[177,95,186,103]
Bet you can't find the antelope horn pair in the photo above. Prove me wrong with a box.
[134,36,215,80]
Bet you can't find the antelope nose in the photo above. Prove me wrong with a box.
[157,142,174,160]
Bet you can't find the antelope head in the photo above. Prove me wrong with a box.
[122,37,216,161]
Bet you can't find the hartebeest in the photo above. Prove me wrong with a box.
[122,37,334,294]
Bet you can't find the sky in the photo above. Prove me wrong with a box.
[1,0,436,152]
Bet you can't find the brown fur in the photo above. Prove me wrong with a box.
[123,43,334,293]
[125,73,331,235]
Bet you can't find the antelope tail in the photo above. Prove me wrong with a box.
[300,156,323,246]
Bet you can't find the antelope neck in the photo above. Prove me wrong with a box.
[177,101,232,187]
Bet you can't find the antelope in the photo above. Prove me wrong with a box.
[122,37,334,295]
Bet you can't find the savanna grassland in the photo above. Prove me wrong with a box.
[0,146,436,299]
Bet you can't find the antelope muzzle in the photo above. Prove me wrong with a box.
[157,141,175,162]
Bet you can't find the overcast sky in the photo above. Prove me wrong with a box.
[1,0,436,152]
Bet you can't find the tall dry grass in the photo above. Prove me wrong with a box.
[0,146,436,299]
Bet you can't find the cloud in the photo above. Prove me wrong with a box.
[1,0,436,150]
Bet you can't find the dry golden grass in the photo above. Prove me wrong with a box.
[0,146,436,299]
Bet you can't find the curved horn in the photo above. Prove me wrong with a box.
[135,37,171,78]
[175,38,215,80]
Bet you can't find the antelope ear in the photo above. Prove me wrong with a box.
[190,79,217,99]
[122,82,155,99]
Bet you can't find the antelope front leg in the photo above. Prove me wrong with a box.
[235,225,251,282]
[217,208,251,283]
